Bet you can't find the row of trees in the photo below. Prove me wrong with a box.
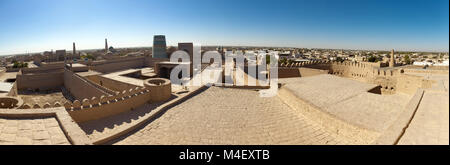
[81,54,96,60]
[12,61,28,68]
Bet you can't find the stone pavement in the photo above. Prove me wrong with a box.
[113,87,349,145]
[280,75,412,132]
[398,73,449,145]
[0,117,70,145]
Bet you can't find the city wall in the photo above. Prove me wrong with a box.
[278,60,437,95]
[65,87,151,123]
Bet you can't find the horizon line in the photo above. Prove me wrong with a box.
[1,44,449,56]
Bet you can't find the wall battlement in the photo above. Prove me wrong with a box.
[65,87,150,122]
[62,87,148,111]
[278,60,431,95]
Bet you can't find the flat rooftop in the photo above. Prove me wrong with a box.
[280,74,412,132]
[101,69,144,87]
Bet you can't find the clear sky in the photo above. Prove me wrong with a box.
[0,0,448,55]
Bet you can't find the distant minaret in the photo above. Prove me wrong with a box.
[73,42,76,58]
[72,42,76,66]
[105,38,108,53]
[389,49,395,67]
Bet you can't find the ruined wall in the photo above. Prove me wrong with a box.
[370,69,398,95]
[85,75,140,92]
[64,69,109,100]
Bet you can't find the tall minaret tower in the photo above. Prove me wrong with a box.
[73,42,76,55]
[72,42,76,66]
[389,49,395,67]
[105,38,108,53]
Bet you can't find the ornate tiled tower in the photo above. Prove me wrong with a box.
[153,35,168,58]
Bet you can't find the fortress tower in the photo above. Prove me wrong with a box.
[389,49,395,67]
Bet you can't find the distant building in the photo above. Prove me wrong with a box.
[105,38,108,53]
[55,50,66,61]
[153,35,168,58]
[166,46,177,58]
[178,42,193,62]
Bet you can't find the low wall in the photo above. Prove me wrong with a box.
[91,57,146,73]
[277,86,379,144]
[373,89,425,144]
[16,72,64,90]
[86,75,140,92]
[403,68,449,75]
[147,57,169,68]
[0,107,92,145]
[64,69,109,100]
[278,67,328,78]
[21,64,63,74]
[66,87,151,123]
[0,68,6,76]
[396,74,428,95]
[7,82,18,96]
[6,68,20,72]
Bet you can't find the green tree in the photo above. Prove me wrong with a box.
[336,57,344,62]
[404,55,411,64]
[279,58,287,64]
[368,56,378,62]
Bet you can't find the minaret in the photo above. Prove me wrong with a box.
[389,49,395,67]
[71,42,75,67]
[105,38,108,53]
[73,42,76,55]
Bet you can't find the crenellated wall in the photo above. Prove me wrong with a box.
[64,87,150,123]
[277,60,436,95]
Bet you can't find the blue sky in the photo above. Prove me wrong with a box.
[0,0,448,55]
